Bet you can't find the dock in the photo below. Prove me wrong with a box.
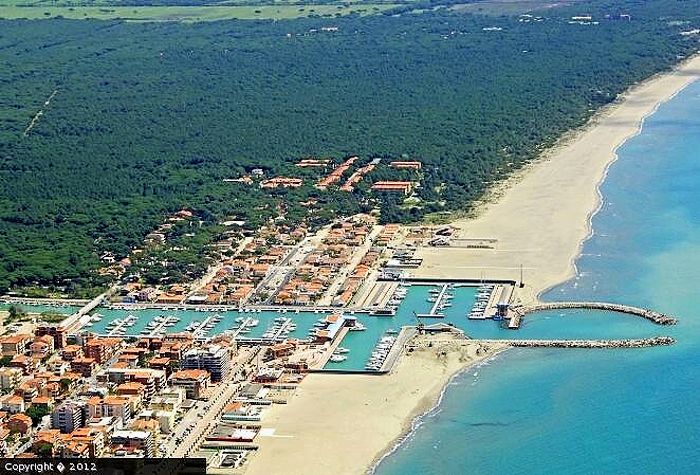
[191,314,218,338]
[416,284,450,318]
[141,315,179,337]
[229,317,257,339]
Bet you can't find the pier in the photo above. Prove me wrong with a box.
[506,301,678,329]
[267,318,295,340]
[229,317,257,339]
[141,315,179,338]
[416,284,449,318]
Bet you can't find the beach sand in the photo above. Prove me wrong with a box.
[415,55,700,304]
[243,56,700,475]
[245,336,505,475]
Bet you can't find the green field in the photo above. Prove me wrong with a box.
[0,3,397,20]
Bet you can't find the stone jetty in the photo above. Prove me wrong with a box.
[479,336,675,348]
[509,301,677,328]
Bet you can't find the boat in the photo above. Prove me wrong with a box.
[335,347,350,354]
[385,329,398,335]
[329,355,347,362]
[249,319,260,327]
[350,323,367,331]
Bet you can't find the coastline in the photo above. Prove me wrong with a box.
[244,336,506,475]
[365,345,507,475]
[414,54,700,304]
[539,57,700,301]
[243,55,700,475]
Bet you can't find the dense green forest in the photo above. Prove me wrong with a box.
[0,0,699,295]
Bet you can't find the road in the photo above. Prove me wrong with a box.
[167,381,239,457]
[317,225,383,306]
[166,349,257,457]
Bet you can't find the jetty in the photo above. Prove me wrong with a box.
[478,336,675,348]
[506,301,677,329]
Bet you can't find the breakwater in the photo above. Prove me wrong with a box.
[511,302,677,326]
[478,336,675,348]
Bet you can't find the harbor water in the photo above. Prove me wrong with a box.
[373,80,700,473]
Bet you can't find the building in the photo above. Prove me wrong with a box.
[0,367,23,391]
[110,430,154,457]
[0,334,31,356]
[96,368,166,401]
[220,402,262,422]
[35,325,68,349]
[296,158,330,168]
[181,345,231,382]
[1,395,25,414]
[84,337,121,364]
[371,181,413,195]
[87,397,131,428]
[30,335,55,359]
[7,413,32,434]
[70,357,97,377]
[170,369,210,399]
[260,177,303,189]
[389,160,422,170]
[52,402,85,434]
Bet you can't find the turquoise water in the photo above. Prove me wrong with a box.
[374,80,700,474]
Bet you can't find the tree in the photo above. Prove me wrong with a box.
[26,405,51,426]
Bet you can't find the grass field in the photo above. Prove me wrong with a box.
[0,3,398,20]
[449,0,586,16]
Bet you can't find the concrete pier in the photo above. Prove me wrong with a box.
[416,284,450,318]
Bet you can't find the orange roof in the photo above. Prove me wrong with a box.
[172,369,209,380]
[9,413,31,424]
[226,401,244,413]
[31,396,53,405]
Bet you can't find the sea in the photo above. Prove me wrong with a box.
[372,79,700,474]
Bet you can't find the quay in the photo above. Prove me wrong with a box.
[506,301,678,329]
[379,326,417,372]
[478,336,675,348]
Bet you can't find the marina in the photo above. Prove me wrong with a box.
[1,282,676,372]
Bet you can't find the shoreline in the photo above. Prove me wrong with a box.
[244,336,506,475]
[413,54,700,304]
[537,57,700,301]
[365,345,508,474]
[242,55,700,475]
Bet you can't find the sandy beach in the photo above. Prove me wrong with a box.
[243,56,700,475]
[415,55,700,303]
[245,335,505,475]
